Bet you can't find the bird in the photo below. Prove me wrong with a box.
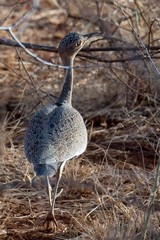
[24,31,101,227]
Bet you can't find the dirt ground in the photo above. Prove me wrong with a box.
[0,1,160,239]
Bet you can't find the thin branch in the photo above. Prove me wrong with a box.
[0,37,57,52]
[8,27,65,68]
[1,37,160,53]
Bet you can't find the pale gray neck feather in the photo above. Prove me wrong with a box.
[56,58,74,105]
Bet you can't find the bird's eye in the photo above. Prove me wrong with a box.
[75,41,81,47]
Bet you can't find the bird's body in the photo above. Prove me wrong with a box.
[24,31,100,227]
[24,103,87,176]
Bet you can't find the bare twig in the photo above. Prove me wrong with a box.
[1,37,160,53]
[8,27,64,68]
[0,37,57,52]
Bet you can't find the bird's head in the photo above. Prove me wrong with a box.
[58,32,101,65]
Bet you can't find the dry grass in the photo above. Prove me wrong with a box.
[0,1,160,239]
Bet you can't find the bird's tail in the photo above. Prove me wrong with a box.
[34,163,57,177]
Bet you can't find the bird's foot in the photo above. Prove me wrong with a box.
[44,211,58,230]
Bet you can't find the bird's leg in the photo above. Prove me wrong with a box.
[45,175,52,206]
[44,175,56,229]
[45,161,66,228]
[51,161,66,213]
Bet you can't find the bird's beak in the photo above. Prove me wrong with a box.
[83,32,103,42]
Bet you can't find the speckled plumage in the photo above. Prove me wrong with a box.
[24,103,87,176]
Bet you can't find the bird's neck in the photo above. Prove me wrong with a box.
[56,57,74,105]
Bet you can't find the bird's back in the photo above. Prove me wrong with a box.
[24,103,87,176]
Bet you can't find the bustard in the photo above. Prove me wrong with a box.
[24,32,101,227]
